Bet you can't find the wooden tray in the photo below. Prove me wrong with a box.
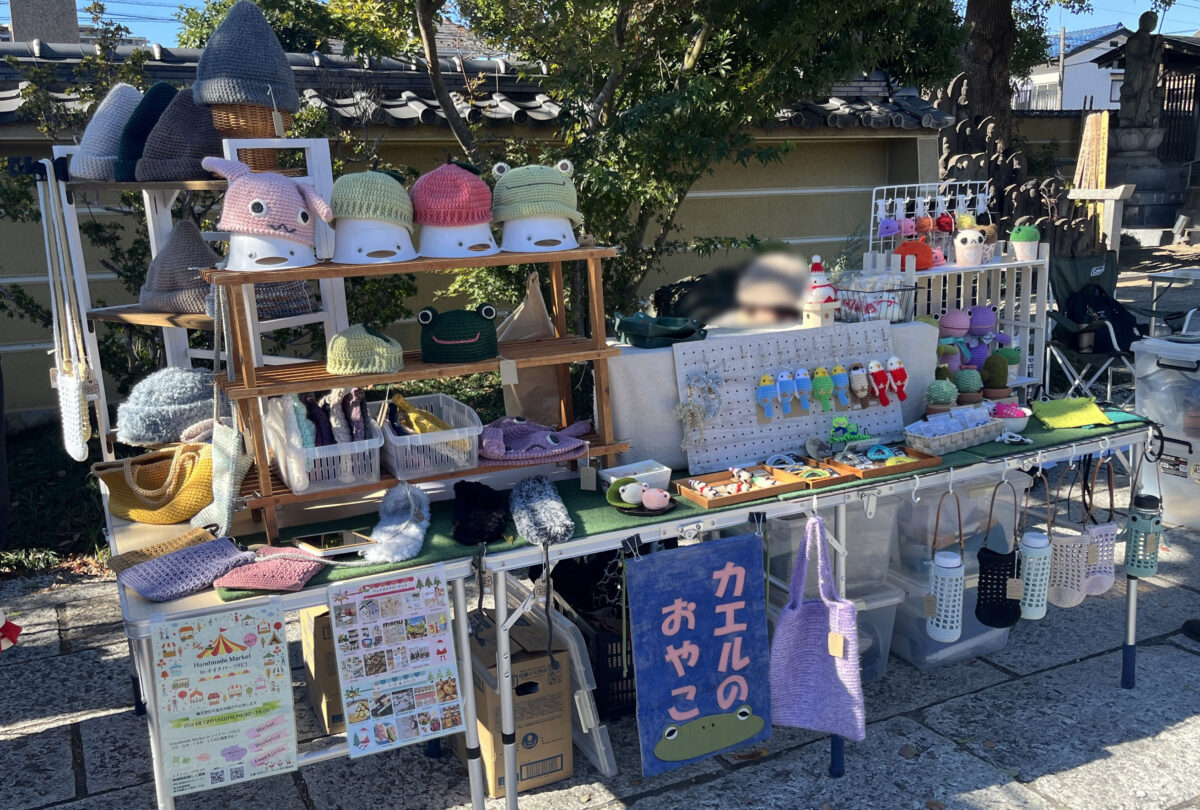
[672,465,805,509]
[765,458,857,490]
[821,447,941,480]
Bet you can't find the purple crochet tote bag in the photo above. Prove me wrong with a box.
[769,515,865,740]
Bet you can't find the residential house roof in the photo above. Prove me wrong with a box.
[1094,34,1200,71]
[0,43,953,134]
[1050,23,1129,60]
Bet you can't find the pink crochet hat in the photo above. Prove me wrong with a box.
[202,157,332,247]
[411,163,492,227]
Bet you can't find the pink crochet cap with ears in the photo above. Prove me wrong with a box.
[202,157,332,247]
[411,163,492,227]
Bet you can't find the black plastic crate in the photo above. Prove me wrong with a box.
[567,609,636,721]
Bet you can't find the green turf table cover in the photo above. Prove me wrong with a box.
[216,414,1151,601]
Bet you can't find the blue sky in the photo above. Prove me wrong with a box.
[2,1,1199,47]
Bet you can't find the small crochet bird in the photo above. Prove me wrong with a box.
[812,367,834,413]
[848,362,870,402]
[794,368,813,411]
[756,373,778,419]
[887,356,908,402]
[868,359,891,407]
[831,364,850,407]
[776,370,795,415]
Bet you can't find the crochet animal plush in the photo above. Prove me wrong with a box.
[867,359,891,407]
[812,367,834,412]
[831,365,850,407]
[776,370,796,415]
[886,356,908,401]
[756,374,779,418]
[201,157,331,248]
[794,368,813,411]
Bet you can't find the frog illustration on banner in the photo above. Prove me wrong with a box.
[653,705,765,762]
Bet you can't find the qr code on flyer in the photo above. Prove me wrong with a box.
[229,765,245,781]
[209,769,226,786]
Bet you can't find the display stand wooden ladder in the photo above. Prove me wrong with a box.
[205,247,630,542]
[48,139,347,460]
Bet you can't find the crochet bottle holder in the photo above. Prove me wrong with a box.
[1017,470,1052,619]
[1124,483,1163,578]
[927,491,966,643]
[1084,458,1118,596]
[975,481,1021,629]
[1047,466,1088,609]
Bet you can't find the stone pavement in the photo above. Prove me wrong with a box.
[3,506,1200,810]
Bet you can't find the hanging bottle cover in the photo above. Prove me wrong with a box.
[1018,471,1052,620]
[1048,465,1089,609]
[1124,457,1165,577]
[926,491,966,643]
[975,480,1022,629]
[1083,457,1118,595]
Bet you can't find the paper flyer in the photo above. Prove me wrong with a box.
[328,564,464,757]
[150,605,297,796]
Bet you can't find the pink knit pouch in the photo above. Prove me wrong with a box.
[212,546,324,592]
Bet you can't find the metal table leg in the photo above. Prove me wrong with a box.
[494,570,520,809]
[829,735,845,777]
[1123,576,1138,689]
[453,578,487,810]
[133,634,175,810]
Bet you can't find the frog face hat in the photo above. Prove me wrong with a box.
[410,162,499,258]
[417,304,499,363]
[330,170,417,264]
[492,160,582,253]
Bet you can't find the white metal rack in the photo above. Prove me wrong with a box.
[868,180,991,256]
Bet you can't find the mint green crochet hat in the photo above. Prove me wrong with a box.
[330,170,414,232]
[491,160,582,225]
[326,324,405,375]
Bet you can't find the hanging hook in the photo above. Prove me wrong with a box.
[1069,444,1078,469]
[948,467,954,494]
[811,495,819,515]
[911,474,922,503]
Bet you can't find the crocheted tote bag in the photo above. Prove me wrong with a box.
[1047,466,1088,609]
[975,481,1021,629]
[93,443,214,524]
[107,525,215,574]
[212,546,324,592]
[117,537,255,601]
[770,515,865,740]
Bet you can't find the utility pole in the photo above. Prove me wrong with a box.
[1058,26,1067,109]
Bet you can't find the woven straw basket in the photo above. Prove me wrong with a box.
[210,104,297,174]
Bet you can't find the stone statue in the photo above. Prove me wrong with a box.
[1119,11,1165,128]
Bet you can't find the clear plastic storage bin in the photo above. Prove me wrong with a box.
[1134,337,1200,527]
[888,571,1010,670]
[768,497,899,596]
[264,406,383,494]
[374,394,483,479]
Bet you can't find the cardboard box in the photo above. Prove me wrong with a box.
[300,607,344,734]
[453,610,573,798]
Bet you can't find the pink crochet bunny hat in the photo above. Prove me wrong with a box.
[202,157,332,247]
[411,163,492,227]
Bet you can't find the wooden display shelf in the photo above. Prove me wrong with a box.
[240,438,631,509]
[220,336,620,399]
[203,246,618,286]
[87,304,214,330]
[65,179,226,193]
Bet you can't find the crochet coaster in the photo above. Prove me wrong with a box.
[117,537,255,602]
[510,475,575,546]
[107,526,215,574]
[366,483,432,563]
[212,546,325,592]
[1030,398,1114,430]
[452,480,509,545]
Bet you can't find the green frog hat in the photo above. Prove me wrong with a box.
[492,160,582,252]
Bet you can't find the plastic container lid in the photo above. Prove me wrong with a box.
[1021,531,1049,548]
[933,551,963,569]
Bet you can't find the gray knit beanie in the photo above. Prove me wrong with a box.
[193,0,300,112]
[139,220,221,314]
[117,367,214,446]
[135,87,224,182]
[69,83,144,181]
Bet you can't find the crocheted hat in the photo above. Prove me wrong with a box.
[326,324,405,375]
[201,157,332,247]
[116,367,214,446]
[139,220,221,313]
[364,483,431,563]
[69,83,144,181]
[479,416,591,465]
[136,87,225,182]
[510,475,575,546]
[113,82,178,182]
[418,305,499,364]
[491,160,582,225]
[452,480,509,545]
[411,163,492,227]
[212,546,325,592]
[331,171,414,232]
[192,0,300,112]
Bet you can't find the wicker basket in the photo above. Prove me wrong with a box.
[210,103,295,173]
[905,418,1004,455]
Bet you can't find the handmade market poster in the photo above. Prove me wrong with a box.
[328,564,464,757]
[150,605,297,796]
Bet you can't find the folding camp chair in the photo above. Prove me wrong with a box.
[1045,251,1182,404]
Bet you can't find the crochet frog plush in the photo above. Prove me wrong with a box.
[418,305,499,363]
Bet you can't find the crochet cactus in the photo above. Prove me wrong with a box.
[1010,224,1039,242]
[926,379,959,405]
[953,368,983,393]
[935,365,953,381]
[981,353,1009,389]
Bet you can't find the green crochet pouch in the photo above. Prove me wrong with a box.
[1030,397,1114,430]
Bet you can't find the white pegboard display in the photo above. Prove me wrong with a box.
[672,323,906,474]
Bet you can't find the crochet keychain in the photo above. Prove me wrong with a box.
[876,198,898,238]
[812,367,835,413]
[935,195,954,232]
[867,359,891,407]
[848,362,870,405]
[886,356,908,402]
[756,373,779,419]
[914,197,932,233]
[955,193,976,229]
[831,365,851,407]
[776,370,796,415]
[794,368,813,411]
[899,198,917,237]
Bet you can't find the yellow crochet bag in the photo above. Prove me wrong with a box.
[93,443,214,525]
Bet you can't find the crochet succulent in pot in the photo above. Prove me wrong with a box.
[925,379,960,415]
[935,364,953,381]
[980,353,1011,399]
[953,368,984,404]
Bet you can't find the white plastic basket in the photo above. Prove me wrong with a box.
[374,394,483,480]
[264,402,383,494]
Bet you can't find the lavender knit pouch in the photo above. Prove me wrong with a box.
[213,546,325,592]
[117,537,255,602]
